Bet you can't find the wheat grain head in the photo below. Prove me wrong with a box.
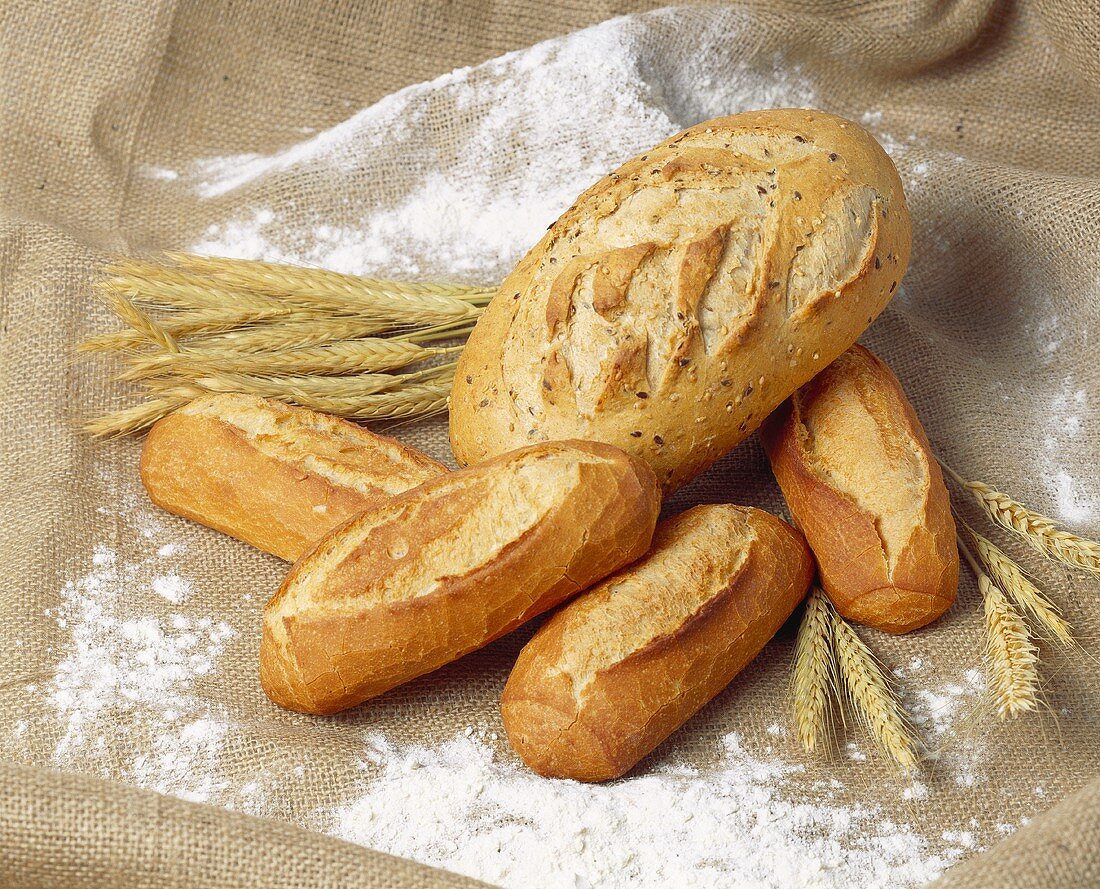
[969,530,1074,647]
[833,618,920,769]
[792,587,837,755]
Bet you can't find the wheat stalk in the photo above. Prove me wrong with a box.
[82,254,483,435]
[148,254,492,322]
[939,460,1100,577]
[144,379,453,421]
[957,533,1039,719]
[85,395,195,438]
[161,252,494,303]
[117,339,458,380]
[792,587,836,755]
[142,363,453,401]
[981,575,1040,719]
[85,379,453,438]
[96,291,180,354]
[833,618,920,769]
[85,315,427,356]
[967,527,1074,647]
[99,272,298,315]
[78,306,341,351]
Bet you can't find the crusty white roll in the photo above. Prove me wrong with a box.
[260,440,661,715]
[451,109,911,493]
[501,504,813,782]
[760,344,958,633]
[140,393,447,562]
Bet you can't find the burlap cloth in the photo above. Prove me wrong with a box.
[1,1,1097,886]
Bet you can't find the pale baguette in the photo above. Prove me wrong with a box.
[141,393,446,561]
[260,440,661,715]
[501,504,813,782]
[759,344,958,633]
[451,109,911,492]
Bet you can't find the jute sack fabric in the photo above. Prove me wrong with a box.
[0,1,1098,887]
[0,760,489,889]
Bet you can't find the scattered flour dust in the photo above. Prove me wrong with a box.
[143,7,817,284]
[1042,379,1095,524]
[43,486,239,803]
[332,732,966,889]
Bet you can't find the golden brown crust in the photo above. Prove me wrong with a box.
[450,109,911,493]
[501,505,813,782]
[759,344,959,633]
[140,393,446,562]
[260,440,661,715]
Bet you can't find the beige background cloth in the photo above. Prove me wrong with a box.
[1,1,1098,886]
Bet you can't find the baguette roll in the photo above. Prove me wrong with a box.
[140,393,447,562]
[501,504,813,782]
[260,440,661,715]
[759,344,958,633]
[451,109,911,492]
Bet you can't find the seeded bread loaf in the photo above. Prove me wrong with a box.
[450,109,911,492]
[141,393,447,561]
[759,344,959,633]
[501,504,813,782]
[260,440,661,715]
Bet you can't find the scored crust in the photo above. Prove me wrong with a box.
[760,344,959,633]
[260,440,661,715]
[451,109,912,493]
[501,504,813,782]
[140,393,447,561]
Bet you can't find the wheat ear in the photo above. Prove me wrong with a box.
[143,380,453,421]
[957,534,1039,719]
[161,252,494,302]
[77,307,337,351]
[83,255,483,435]
[84,395,194,438]
[96,291,179,354]
[792,588,836,755]
[117,339,458,380]
[151,254,491,321]
[833,617,919,769]
[939,460,1100,576]
[966,527,1073,647]
[142,362,453,402]
[98,272,298,315]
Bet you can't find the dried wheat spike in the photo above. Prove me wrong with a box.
[158,253,492,320]
[792,587,837,755]
[118,339,457,381]
[833,618,920,769]
[938,461,1100,577]
[96,291,179,354]
[969,530,1073,647]
[957,532,1041,719]
[84,395,193,438]
[979,575,1040,718]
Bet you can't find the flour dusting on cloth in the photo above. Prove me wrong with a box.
[43,6,1096,887]
[330,731,972,889]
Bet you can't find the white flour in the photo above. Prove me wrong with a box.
[162,9,816,284]
[1043,381,1095,524]
[332,731,967,889]
[45,496,238,803]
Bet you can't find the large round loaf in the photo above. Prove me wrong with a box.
[450,109,911,492]
[501,504,814,782]
[260,440,660,715]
